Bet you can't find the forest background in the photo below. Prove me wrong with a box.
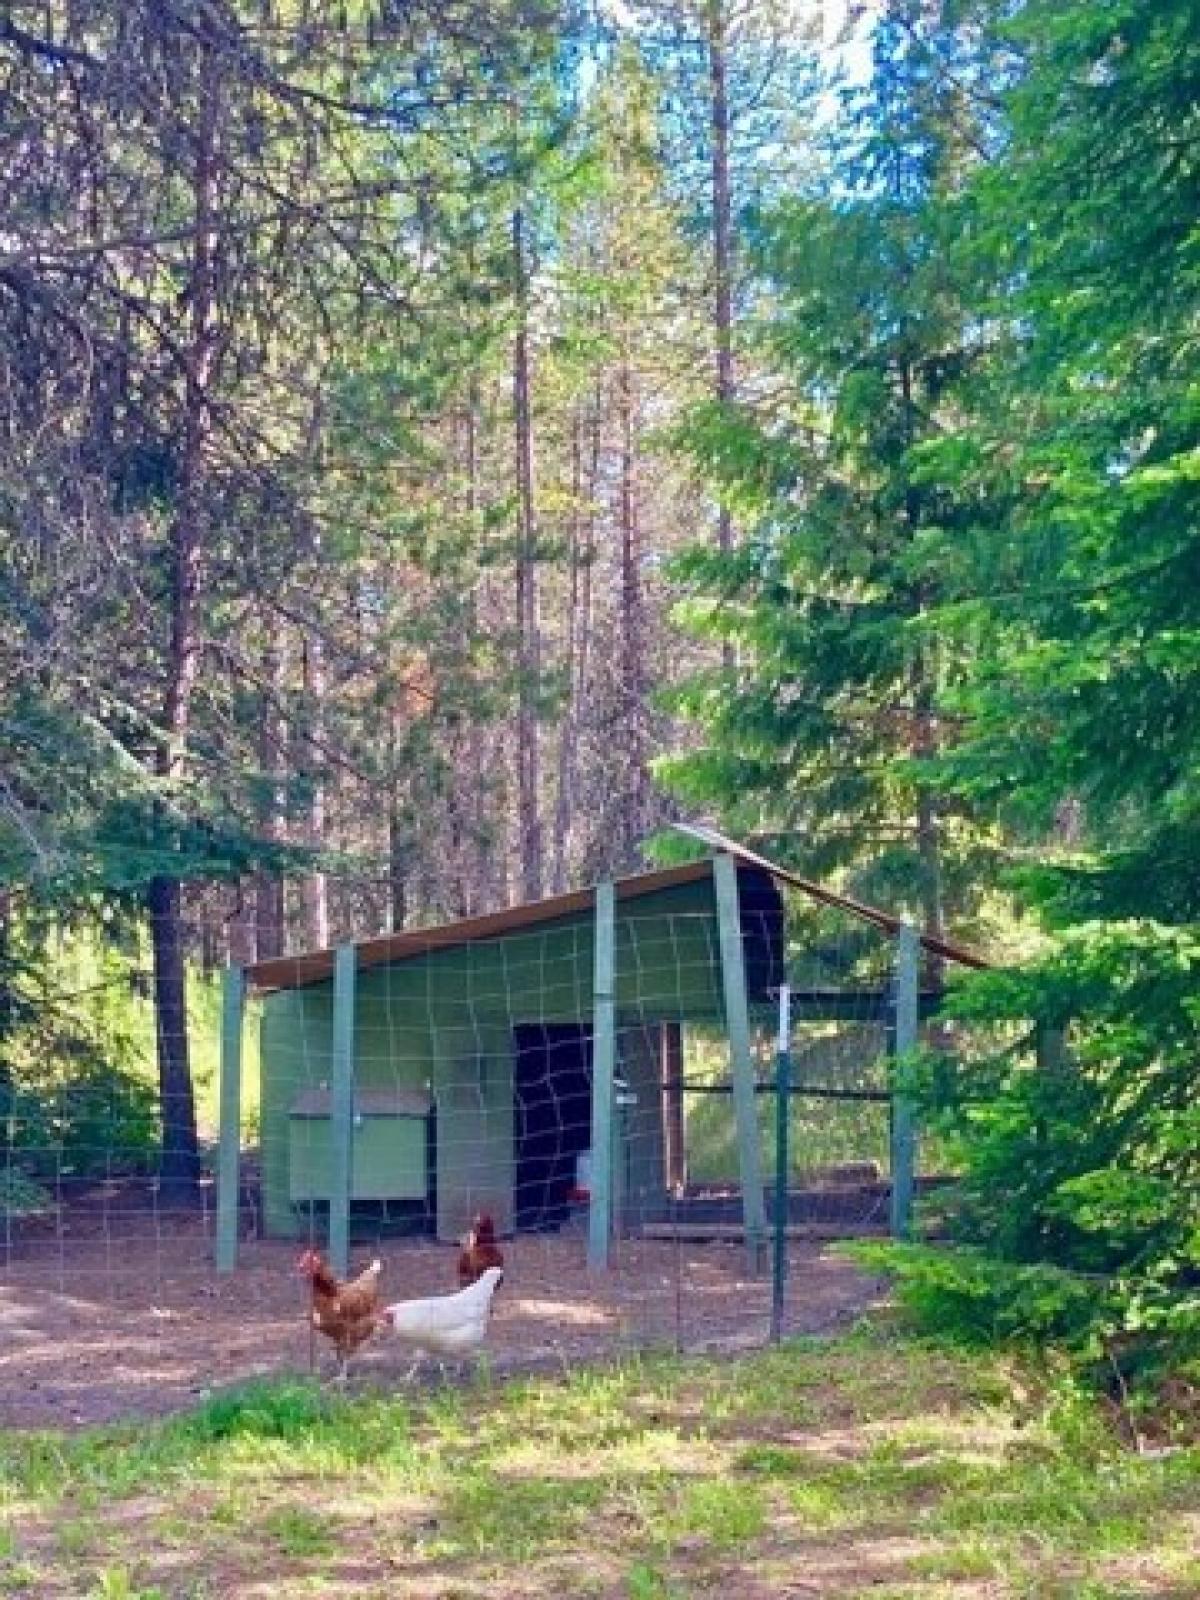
[1,0,1196,1403]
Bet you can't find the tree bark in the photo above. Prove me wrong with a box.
[550,407,586,893]
[512,205,543,901]
[617,357,649,864]
[226,883,257,967]
[298,632,329,949]
[254,619,287,961]
[708,0,736,570]
[149,65,222,1204]
[388,798,408,932]
[0,890,13,1095]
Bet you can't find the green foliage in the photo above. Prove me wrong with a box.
[0,1168,52,1218]
[666,0,1200,1424]
[662,2,999,927]
[862,922,1200,1401]
[183,1381,333,1444]
[850,1242,1110,1349]
[3,1062,159,1181]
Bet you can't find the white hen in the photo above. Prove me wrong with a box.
[380,1266,503,1376]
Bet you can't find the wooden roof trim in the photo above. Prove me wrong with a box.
[245,826,990,995]
[245,859,715,993]
[671,823,990,971]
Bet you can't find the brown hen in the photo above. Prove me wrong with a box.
[297,1248,384,1382]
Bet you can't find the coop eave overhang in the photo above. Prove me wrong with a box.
[243,859,717,994]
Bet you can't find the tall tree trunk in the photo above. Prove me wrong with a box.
[149,68,221,1204]
[708,0,735,572]
[550,408,586,893]
[0,890,13,1096]
[254,619,286,961]
[226,883,257,967]
[899,338,946,992]
[617,357,648,864]
[512,205,543,901]
[389,800,408,932]
[913,666,946,993]
[298,632,329,949]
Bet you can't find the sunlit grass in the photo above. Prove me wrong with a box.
[1,1326,1196,1597]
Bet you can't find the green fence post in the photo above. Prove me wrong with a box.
[771,982,792,1343]
[329,942,357,1278]
[588,881,616,1270]
[890,922,920,1239]
[714,852,768,1272]
[215,964,245,1274]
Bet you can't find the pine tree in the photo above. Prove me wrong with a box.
[665,2,992,940]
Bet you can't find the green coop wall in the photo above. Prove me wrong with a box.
[257,875,744,1241]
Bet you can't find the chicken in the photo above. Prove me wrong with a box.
[381,1265,504,1379]
[457,1211,505,1288]
[297,1247,384,1383]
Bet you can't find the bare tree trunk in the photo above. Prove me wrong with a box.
[226,883,257,967]
[389,800,408,932]
[708,0,736,576]
[512,205,543,901]
[0,890,13,1095]
[913,665,946,993]
[617,357,649,863]
[550,408,587,893]
[254,619,286,961]
[460,376,488,917]
[149,69,222,1204]
[298,632,329,949]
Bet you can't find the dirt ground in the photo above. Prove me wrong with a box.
[0,1192,885,1430]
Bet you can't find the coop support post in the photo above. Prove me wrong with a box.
[890,922,920,1239]
[771,982,792,1344]
[215,964,245,1274]
[714,851,768,1272]
[329,942,357,1278]
[588,880,616,1270]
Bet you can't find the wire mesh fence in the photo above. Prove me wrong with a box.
[0,864,989,1426]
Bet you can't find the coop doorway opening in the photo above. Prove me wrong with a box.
[513,1023,594,1230]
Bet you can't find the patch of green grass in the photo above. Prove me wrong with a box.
[670,1477,766,1547]
[86,1571,165,1600]
[906,1542,1000,1581]
[262,1505,337,1558]
[626,1562,685,1599]
[3,1327,1197,1599]
[56,1518,98,1558]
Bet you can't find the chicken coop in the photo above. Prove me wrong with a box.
[214,827,986,1279]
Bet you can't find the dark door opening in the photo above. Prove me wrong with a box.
[513,1024,593,1230]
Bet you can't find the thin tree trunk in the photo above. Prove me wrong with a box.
[149,68,222,1204]
[899,337,946,992]
[226,883,257,967]
[0,890,13,1095]
[459,378,486,917]
[254,620,286,961]
[298,632,329,949]
[708,0,736,576]
[389,799,408,932]
[617,357,648,862]
[550,408,586,893]
[913,666,946,994]
[512,205,543,901]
